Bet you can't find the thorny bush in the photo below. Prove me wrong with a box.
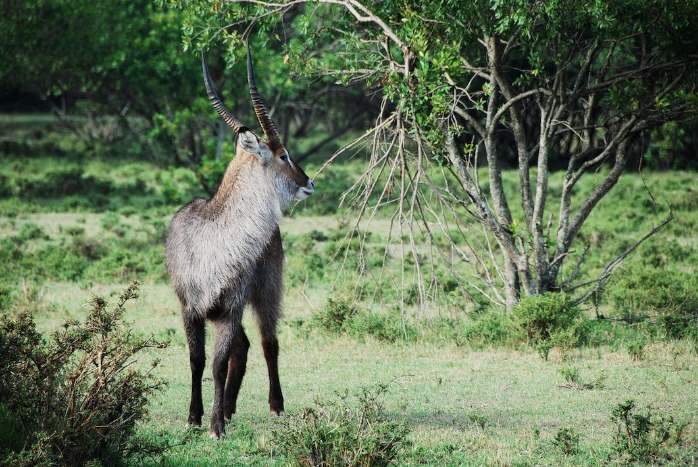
[0,282,167,466]
[271,384,409,467]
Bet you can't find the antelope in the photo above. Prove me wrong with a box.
[165,47,315,439]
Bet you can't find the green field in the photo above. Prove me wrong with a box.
[21,281,698,466]
[2,152,698,465]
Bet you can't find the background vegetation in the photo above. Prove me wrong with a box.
[1,0,697,465]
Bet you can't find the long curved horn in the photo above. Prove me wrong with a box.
[247,46,281,149]
[201,52,247,133]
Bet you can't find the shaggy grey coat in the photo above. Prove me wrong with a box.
[166,132,312,438]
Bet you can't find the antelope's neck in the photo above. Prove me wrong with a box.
[208,156,282,231]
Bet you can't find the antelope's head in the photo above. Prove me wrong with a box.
[202,48,315,205]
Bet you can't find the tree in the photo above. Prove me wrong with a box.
[1,0,377,193]
[183,0,698,309]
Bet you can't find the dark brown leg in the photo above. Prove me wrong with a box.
[223,326,250,421]
[183,315,205,426]
[209,317,234,439]
[262,335,284,415]
[251,228,285,415]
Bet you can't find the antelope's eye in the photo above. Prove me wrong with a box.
[280,154,289,162]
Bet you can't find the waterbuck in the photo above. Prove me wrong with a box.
[166,48,315,439]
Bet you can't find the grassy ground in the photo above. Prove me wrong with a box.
[23,280,698,465]
[2,148,698,464]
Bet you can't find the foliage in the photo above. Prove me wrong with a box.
[558,366,580,385]
[610,400,686,463]
[2,149,697,355]
[348,307,419,344]
[0,282,166,465]
[608,268,698,339]
[558,366,605,390]
[271,385,410,467]
[311,297,418,343]
[180,0,698,308]
[461,310,518,347]
[311,297,359,334]
[626,336,647,361]
[512,293,588,357]
[0,281,15,310]
[552,428,580,456]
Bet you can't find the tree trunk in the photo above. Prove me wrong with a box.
[503,257,520,311]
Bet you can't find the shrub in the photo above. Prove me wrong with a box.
[311,297,419,343]
[312,297,359,334]
[0,281,15,310]
[626,336,647,361]
[610,400,686,463]
[0,282,167,465]
[84,243,166,282]
[461,310,518,347]
[15,222,49,242]
[466,412,488,430]
[271,385,409,466]
[309,229,329,242]
[101,211,122,231]
[557,366,605,390]
[157,167,200,205]
[559,366,580,385]
[609,268,698,339]
[347,307,418,343]
[512,293,588,357]
[552,428,580,456]
[29,241,89,281]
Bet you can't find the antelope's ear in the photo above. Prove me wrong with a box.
[239,131,271,162]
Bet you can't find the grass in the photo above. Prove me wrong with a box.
[2,146,698,463]
[14,281,697,465]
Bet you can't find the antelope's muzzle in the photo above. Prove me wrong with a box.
[296,179,315,200]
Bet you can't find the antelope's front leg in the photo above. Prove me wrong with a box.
[262,334,284,415]
[223,326,250,421]
[210,317,235,439]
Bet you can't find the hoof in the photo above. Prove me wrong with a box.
[187,415,202,427]
[269,400,285,416]
[209,418,225,439]
[270,409,285,417]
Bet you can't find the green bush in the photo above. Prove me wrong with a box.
[84,243,166,282]
[0,219,167,284]
[461,310,518,347]
[311,298,418,343]
[347,307,418,343]
[552,428,580,456]
[30,241,90,281]
[557,365,605,390]
[157,167,200,205]
[610,400,686,463]
[558,366,580,385]
[609,268,698,339]
[0,282,15,310]
[0,282,166,465]
[512,293,588,356]
[312,297,359,334]
[626,336,647,361]
[271,385,410,466]
[15,222,48,242]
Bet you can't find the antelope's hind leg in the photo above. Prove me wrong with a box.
[223,326,250,421]
[183,314,205,426]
